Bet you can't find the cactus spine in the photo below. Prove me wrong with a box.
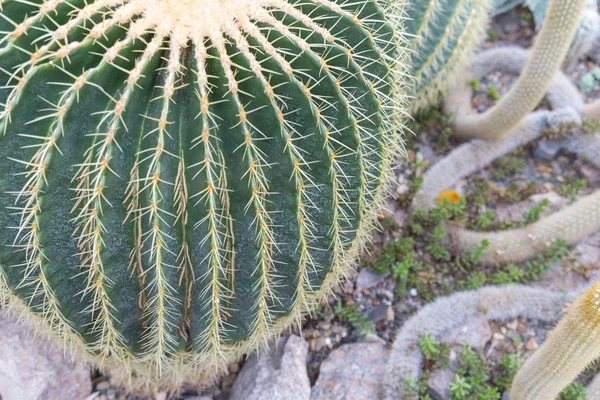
[511,281,600,399]
[406,0,493,111]
[0,0,410,391]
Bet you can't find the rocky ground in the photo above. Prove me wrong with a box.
[2,6,600,400]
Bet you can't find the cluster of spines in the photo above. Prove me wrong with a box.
[408,0,492,111]
[0,0,410,390]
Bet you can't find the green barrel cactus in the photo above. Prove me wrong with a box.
[406,0,494,111]
[0,0,409,391]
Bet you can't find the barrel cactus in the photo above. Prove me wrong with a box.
[0,0,410,392]
[406,0,494,111]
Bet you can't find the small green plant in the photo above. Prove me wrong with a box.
[558,382,588,400]
[477,210,495,229]
[470,177,493,207]
[520,10,533,21]
[367,237,417,274]
[392,252,422,296]
[523,198,550,224]
[497,352,524,389]
[582,119,600,134]
[403,376,433,400]
[334,301,373,337]
[420,334,451,364]
[456,240,490,271]
[558,179,588,202]
[427,226,452,261]
[487,85,501,101]
[448,346,501,400]
[491,155,525,180]
[450,375,472,400]
[581,67,600,92]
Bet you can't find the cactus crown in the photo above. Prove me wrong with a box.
[0,0,410,391]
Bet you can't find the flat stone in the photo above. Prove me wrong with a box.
[525,338,539,352]
[311,342,388,400]
[230,335,310,400]
[416,143,436,164]
[535,261,589,292]
[495,192,566,223]
[575,160,600,186]
[0,309,92,400]
[443,318,492,349]
[532,139,563,162]
[575,232,600,267]
[356,268,389,290]
[427,368,455,400]
[528,192,568,210]
[366,304,390,324]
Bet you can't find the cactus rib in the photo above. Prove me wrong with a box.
[0,0,410,391]
[407,0,493,111]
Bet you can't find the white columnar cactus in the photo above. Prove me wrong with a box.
[446,0,587,139]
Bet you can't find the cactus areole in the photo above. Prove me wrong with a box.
[0,0,408,391]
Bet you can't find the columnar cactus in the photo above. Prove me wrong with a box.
[447,0,587,139]
[406,0,493,111]
[0,0,410,391]
[511,281,600,399]
[384,285,571,399]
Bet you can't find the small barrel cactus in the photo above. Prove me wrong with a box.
[406,0,494,111]
[0,0,410,391]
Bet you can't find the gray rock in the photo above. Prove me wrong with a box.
[444,318,493,349]
[230,335,310,400]
[427,368,455,400]
[532,139,563,162]
[366,304,391,324]
[495,192,566,223]
[311,342,388,400]
[416,143,436,164]
[575,161,600,186]
[356,268,389,290]
[0,309,92,400]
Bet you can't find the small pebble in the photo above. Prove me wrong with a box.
[96,382,111,391]
[506,320,518,331]
[525,338,539,352]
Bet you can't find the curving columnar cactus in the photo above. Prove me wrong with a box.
[412,40,600,266]
[406,0,493,111]
[412,47,585,211]
[511,280,600,399]
[384,285,571,399]
[0,0,410,391]
[446,0,587,139]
